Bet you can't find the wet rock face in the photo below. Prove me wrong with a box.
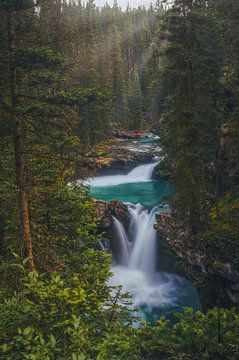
[95,199,130,235]
[155,212,239,308]
[95,200,112,230]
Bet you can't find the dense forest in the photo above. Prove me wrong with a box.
[0,0,239,359]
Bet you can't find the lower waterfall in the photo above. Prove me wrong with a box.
[109,202,199,322]
[129,204,158,273]
[112,204,158,272]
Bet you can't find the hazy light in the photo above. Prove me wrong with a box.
[93,0,156,10]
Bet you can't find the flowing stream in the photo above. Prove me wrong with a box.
[89,148,200,323]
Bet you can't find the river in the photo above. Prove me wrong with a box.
[88,138,200,323]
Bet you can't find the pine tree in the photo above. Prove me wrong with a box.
[0,0,107,267]
[159,0,223,234]
[1,0,36,268]
[110,25,128,128]
[128,66,143,129]
[211,0,239,191]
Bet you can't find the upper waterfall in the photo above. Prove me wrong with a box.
[86,161,159,187]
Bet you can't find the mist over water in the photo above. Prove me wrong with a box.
[109,267,198,322]
[94,0,156,12]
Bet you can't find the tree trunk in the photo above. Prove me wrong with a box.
[7,11,35,269]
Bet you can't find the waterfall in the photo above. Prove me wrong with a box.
[125,162,158,182]
[88,159,200,321]
[111,204,158,273]
[129,205,158,273]
[112,216,130,266]
[85,161,159,187]
[109,205,199,318]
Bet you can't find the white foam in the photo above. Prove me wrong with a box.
[109,267,184,309]
[85,162,159,187]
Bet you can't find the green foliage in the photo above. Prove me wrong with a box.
[16,48,67,69]
[0,0,34,12]
[1,274,239,360]
[98,308,239,360]
[203,196,239,264]
[0,265,132,360]
[153,158,172,181]
[159,0,224,233]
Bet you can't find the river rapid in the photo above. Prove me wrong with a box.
[88,138,200,323]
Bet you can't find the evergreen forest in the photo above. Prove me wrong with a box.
[0,0,239,359]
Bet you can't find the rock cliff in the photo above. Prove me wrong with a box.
[155,211,239,309]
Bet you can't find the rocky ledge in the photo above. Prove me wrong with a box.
[88,141,154,175]
[95,199,130,236]
[95,146,153,172]
[155,212,239,308]
[113,130,145,139]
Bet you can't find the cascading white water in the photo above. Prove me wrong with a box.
[85,161,159,187]
[109,267,184,311]
[129,205,158,273]
[112,204,158,272]
[112,216,130,266]
[110,207,197,318]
